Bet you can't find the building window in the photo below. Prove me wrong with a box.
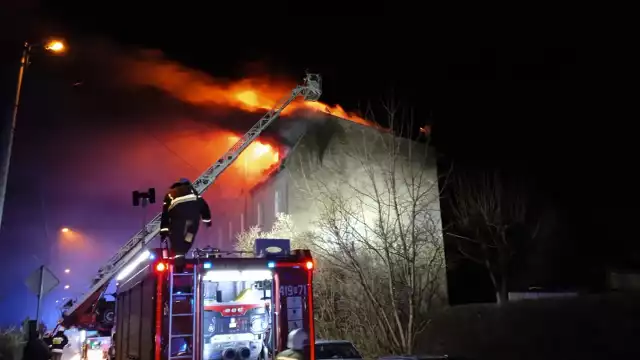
[228,220,233,241]
[217,227,223,248]
[240,213,245,232]
[257,202,262,227]
[274,190,280,214]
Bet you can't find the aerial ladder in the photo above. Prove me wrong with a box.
[62,73,322,323]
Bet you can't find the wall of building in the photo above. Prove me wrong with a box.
[256,115,447,304]
[214,116,443,276]
[207,195,247,249]
[246,170,289,231]
[282,117,442,236]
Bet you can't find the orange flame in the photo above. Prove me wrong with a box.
[123,51,373,126]
[227,134,280,186]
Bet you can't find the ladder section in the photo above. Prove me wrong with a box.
[168,265,197,360]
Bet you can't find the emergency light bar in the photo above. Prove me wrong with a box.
[203,270,272,282]
[116,250,152,281]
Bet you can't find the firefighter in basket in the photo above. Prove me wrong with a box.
[160,178,212,272]
[276,329,309,360]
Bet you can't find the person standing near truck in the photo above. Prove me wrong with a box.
[22,323,50,360]
[276,329,309,360]
[160,178,212,272]
[50,328,69,360]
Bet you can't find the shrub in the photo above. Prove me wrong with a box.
[0,327,25,360]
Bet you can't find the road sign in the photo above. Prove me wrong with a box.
[25,265,59,297]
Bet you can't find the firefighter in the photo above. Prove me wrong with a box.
[50,328,69,360]
[160,178,212,272]
[276,329,309,360]
[22,321,49,360]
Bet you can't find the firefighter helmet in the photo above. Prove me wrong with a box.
[178,178,191,184]
[287,328,309,351]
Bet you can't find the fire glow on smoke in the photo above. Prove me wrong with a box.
[118,51,374,188]
[227,134,280,183]
[123,51,373,126]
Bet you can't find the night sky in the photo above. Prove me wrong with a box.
[0,3,635,326]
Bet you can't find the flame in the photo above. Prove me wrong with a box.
[227,135,280,186]
[122,51,373,126]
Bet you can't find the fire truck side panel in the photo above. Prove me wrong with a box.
[116,265,158,360]
[274,267,313,353]
[141,279,156,359]
[117,289,129,359]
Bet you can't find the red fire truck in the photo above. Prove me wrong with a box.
[113,240,315,360]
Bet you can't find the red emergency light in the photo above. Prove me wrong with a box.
[275,260,314,270]
[155,262,167,272]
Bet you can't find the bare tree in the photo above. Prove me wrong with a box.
[234,215,365,351]
[290,102,447,355]
[448,171,539,304]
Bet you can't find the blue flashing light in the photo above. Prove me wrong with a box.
[203,262,212,269]
[148,253,156,260]
[267,261,275,269]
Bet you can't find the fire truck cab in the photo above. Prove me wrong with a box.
[113,239,315,360]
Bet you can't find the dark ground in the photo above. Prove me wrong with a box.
[418,293,640,360]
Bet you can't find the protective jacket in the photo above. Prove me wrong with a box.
[50,330,69,352]
[160,181,211,260]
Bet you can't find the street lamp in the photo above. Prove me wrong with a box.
[64,268,70,273]
[61,227,70,233]
[64,285,70,289]
[44,40,65,53]
[0,39,66,228]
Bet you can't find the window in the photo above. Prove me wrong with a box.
[228,220,232,240]
[217,227,223,248]
[240,213,245,232]
[257,202,262,226]
[274,190,280,214]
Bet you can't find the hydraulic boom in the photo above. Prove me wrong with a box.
[63,73,322,319]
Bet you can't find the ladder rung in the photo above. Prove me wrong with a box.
[172,273,194,277]
[169,356,193,359]
[172,313,193,317]
[171,334,193,338]
[172,293,194,296]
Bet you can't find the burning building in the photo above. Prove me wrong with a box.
[110,49,444,282]
[208,112,443,255]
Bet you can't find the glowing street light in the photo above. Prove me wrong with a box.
[0,38,68,228]
[64,268,70,273]
[64,285,70,289]
[44,39,65,53]
[61,227,70,233]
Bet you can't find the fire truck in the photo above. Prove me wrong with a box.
[113,240,315,360]
[60,73,322,354]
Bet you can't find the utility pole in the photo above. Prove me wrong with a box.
[0,43,30,228]
[0,39,65,228]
